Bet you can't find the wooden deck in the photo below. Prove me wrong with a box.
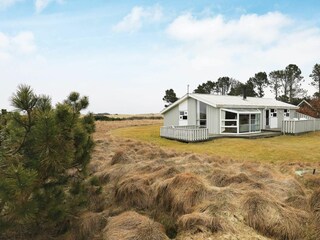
[209,130,282,140]
[161,115,320,142]
[160,126,282,142]
[160,126,208,142]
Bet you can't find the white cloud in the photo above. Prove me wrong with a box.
[0,0,22,9]
[35,0,64,13]
[164,12,320,97]
[167,12,291,45]
[113,5,163,33]
[12,31,36,53]
[0,32,10,48]
[0,31,36,60]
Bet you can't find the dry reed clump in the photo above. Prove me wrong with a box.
[177,212,223,234]
[137,165,180,183]
[242,191,308,240]
[186,154,202,161]
[136,147,149,155]
[309,189,320,238]
[103,211,169,240]
[202,155,223,165]
[95,164,132,184]
[285,195,309,211]
[197,195,238,215]
[240,162,272,180]
[94,170,110,184]
[114,175,152,210]
[265,178,306,201]
[87,191,108,212]
[135,145,159,159]
[158,166,180,179]
[159,148,176,158]
[303,175,320,190]
[110,150,132,165]
[310,188,320,223]
[283,179,306,196]
[155,173,210,216]
[75,211,108,240]
[211,172,255,187]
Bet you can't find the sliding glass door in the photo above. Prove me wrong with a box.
[221,109,261,134]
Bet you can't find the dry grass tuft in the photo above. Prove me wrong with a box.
[310,188,320,223]
[110,150,132,165]
[303,175,320,190]
[285,195,309,211]
[76,211,108,240]
[103,211,169,240]
[242,191,307,240]
[309,189,320,239]
[187,154,202,161]
[155,173,209,216]
[211,172,254,187]
[177,212,223,233]
[114,175,152,210]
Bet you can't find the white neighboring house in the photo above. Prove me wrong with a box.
[160,93,299,135]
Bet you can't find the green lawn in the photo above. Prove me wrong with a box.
[112,124,320,163]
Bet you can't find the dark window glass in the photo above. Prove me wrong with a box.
[200,120,206,126]
[199,102,207,127]
[200,102,206,119]
[226,111,237,119]
[239,114,249,133]
[222,127,237,133]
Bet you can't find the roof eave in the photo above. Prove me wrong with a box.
[160,93,189,114]
[189,94,218,108]
[216,104,299,109]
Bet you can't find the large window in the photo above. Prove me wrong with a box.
[221,109,261,134]
[239,114,249,133]
[221,110,237,133]
[251,114,260,131]
[199,102,207,127]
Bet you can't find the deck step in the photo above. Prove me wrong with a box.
[261,128,281,133]
[209,131,282,139]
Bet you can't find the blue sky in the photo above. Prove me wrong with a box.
[1,0,320,113]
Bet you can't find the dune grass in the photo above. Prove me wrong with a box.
[112,124,320,163]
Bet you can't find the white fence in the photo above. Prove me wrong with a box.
[282,119,320,134]
[160,126,208,142]
[294,112,315,120]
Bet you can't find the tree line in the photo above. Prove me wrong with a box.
[163,63,320,106]
[0,85,97,239]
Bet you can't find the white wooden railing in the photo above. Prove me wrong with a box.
[294,112,316,120]
[282,119,320,134]
[160,126,208,142]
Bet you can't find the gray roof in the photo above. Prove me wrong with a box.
[161,93,298,114]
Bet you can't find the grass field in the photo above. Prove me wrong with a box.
[112,123,320,163]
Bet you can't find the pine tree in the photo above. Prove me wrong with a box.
[0,85,95,238]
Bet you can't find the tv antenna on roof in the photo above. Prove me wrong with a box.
[187,84,189,94]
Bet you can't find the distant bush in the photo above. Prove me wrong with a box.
[93,115,163,121]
